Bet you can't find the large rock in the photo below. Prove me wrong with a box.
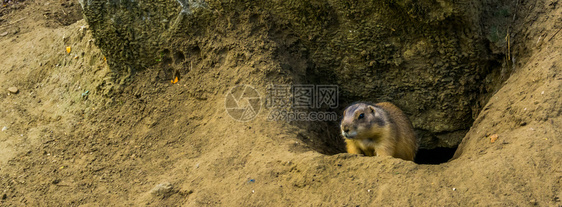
[81,0,495,149]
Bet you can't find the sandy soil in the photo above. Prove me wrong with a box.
[0,0,561,206]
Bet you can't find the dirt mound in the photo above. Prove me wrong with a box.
[0,0,561,206]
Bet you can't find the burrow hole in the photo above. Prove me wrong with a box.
[299,112,461,165]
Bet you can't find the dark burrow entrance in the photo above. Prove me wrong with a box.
[300,121,461,165]
[414,147,458,165]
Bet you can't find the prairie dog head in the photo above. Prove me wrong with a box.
[340,103,387,139]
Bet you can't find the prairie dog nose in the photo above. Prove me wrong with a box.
[342,125,350,133]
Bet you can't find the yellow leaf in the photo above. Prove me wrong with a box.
[490,134,499,143]
[171,76,178,84]
[66,46,71,54]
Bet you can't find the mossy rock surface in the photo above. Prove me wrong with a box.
[81,0,494,149]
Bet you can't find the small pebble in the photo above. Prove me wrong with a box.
[8,87,18,94]
[1,126,6,131]
[150,182,174,197]
[452,188,456,191]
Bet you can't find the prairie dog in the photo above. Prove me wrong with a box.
[340,102,418,161]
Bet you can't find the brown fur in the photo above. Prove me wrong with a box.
[340,102,418,161]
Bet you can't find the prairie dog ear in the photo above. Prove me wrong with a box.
[368,105,377,115]
[343,109,347,117]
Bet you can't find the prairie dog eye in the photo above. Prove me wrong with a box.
[358,113,364,119]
